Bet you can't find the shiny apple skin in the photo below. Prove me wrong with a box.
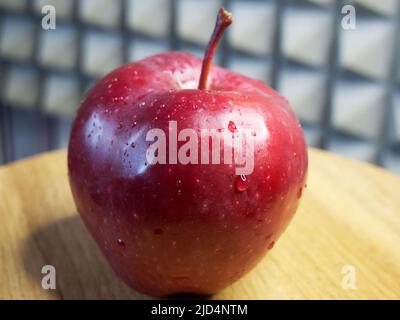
[68,52,308,296]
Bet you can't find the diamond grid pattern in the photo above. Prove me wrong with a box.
[0,0,399,173]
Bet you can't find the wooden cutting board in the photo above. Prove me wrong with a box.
[0,148,399,299]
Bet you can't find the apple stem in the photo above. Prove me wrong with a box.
[198,7,233,90]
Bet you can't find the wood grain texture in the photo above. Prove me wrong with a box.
[0,148,399,300]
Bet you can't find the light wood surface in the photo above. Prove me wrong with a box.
[0,148,399,300]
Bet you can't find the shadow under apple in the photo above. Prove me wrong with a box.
[21,215,149,299]
[21,215,212,300]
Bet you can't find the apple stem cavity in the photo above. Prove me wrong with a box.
[198,7,233,90]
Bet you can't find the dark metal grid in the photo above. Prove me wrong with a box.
[374,3,400,165]
[120,0,130,64]
[27,0,54,153]
[270,0,286,90]
[318,0,342,149]
[169,0,179,51]
[0,0,399,168]
[0,9,13,163]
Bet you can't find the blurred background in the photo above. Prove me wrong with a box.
[0,0,399,174]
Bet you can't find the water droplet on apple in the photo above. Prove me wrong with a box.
[177,189,182,196]
[114,96,125,103]
[235,175,248,192]
[228,121,237,133]
[117,239,126,249]
[251,130,257,137]
[297,187,303,198]
[176,179,182,187]
[268,241,275,250]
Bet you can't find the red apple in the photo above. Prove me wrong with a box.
[68,8,307,296]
